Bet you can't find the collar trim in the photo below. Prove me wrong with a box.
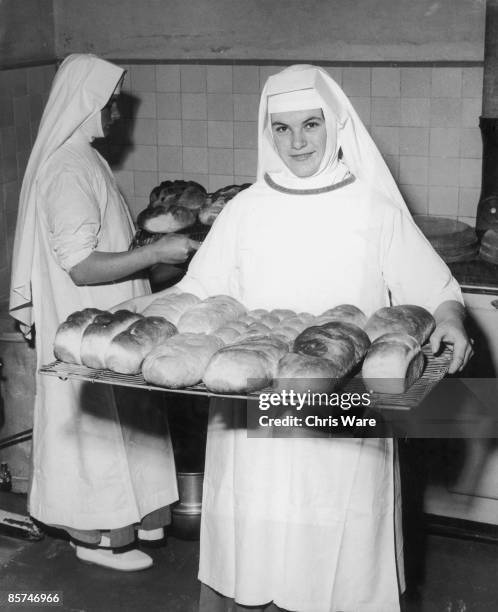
[264,172,356,195]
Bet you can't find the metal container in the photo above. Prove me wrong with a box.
[170,471,204,540]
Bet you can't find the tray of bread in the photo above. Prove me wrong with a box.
[40,294,453,411]
[130,181,252,250]
[40,343,451,410]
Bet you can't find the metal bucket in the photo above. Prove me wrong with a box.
[170,471,204,540]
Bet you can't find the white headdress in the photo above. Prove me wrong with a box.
[258,64,408,208]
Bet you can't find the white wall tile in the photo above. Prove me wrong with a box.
[429,128,460,158]
[401,67,432,98]
[135,92,157,119]
[158,119,182,146]
[158,146,183,172]
[462,67,484,98]
[459,127,482,159]
[234,121,258,149]
[399,156,429,185]
[157,93,182,119]
[183,147,208,174]
[459,157,482,188]
[371,126,399,156]
[430,98,461,127]
[207,93,234,120]
[431,68,462,98]
[129,65,156,92]
[156,65,181,92]
[209,174,235,192]
[182,120,207,147]
[132,145,157,171]
[429,157,459,186]
[400,98,430,127]
[342,68,371,97]
[182,93,207,120]
[399,127,429,156]
[207,65,233,93]
[208,148,234,174]
[233,94,259,122]
[458,187,480,217]
[180,65,206,93]
[234,148,257,176]
[461,98,482,128]
[428,186,459,216]
[371,97,400,127]
[372,68,400,98]
[233,66,260,93]
[208,121,234,148]
[132,118,157,145]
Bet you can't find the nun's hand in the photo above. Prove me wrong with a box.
[151,234,201,264]
[430,319,474,374]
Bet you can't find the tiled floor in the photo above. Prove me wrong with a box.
[0,492,497,612]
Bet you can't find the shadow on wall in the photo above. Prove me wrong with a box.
[92,91,138,169]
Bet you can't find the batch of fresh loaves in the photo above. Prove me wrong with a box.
[53,291,436,396]
[130,181,251,249]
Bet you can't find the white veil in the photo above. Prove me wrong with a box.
[9,54,124,336]
[257,64,408,208]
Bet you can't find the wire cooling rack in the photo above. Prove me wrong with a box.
[39,345,452,410]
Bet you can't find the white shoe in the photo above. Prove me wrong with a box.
[137,527,164,541]
[75,545,153,571]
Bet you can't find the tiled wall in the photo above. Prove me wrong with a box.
[114,63,484,229]
[0,61,484,302]
[0,64,55,302]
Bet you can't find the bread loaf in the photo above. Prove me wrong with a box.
[198,183,251,226]
[142,333,224,388]
[274,352,343,394]
[318,321,371,363]
[177,295,246,334]
[364,305,435,345]
[361,332,424,394]
[142,292,201,324]
[54,308,105,364]
[203,336,288,393]
[80,310,142,369]
[137,204,196,234]
[105,316,177,374]
[294,326,356,378]
[315,304,367,328]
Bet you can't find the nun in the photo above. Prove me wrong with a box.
[120,65,472,609]
[9,54,197,571]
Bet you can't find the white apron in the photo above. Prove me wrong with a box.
[28,133,177,530]
[176,178,462,611]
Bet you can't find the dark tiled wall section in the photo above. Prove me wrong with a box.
[0,64,55,302]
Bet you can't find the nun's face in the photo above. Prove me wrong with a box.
[270,108,327,177]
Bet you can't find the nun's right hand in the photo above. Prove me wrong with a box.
[151,233,201,264]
